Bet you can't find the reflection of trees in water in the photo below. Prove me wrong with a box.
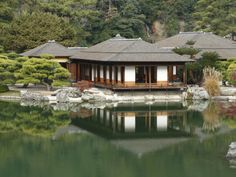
[2,100,236,138]
[0,101,70,137]
[219,102,236,118]
[218,102,236,129]
[202,102,221,132]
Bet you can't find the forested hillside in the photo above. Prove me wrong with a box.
[0,0,235,52]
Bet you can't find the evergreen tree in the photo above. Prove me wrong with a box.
[39,0,100,46]
[0,55,21,85]
[16,58,71,90]
[193,0,236,36]
[2,12,77,52]
[0,0,235,49]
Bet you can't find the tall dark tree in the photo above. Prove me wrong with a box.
[193,0,236,36]
[2,12,77,52]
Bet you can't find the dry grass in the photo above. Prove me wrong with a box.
[204,78,220,96]
[203,67,222,96]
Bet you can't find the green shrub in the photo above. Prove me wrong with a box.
[0,46,4,53]
[216,61,231,81]
[227,63,236,86]
[52,80,71,87]
[7,52,19,59]
[173,47,200,58]
[0,55,8,59]
[185,51,220,84]
[199,52,219,67]
[186,40,196,46]
[40,54,55,59]
[15,57,28,63]
[0,85,9,93]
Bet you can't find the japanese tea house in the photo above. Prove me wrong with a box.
[70,34,193,90]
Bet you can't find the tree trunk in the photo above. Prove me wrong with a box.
[189,70,197,84]
[42,82,52,91]
[22,84,29,88]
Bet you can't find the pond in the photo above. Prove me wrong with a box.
[0,100,236,177]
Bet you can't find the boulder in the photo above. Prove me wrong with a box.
[220,87,236,96]
[47,96,57,103]
[68,97,82,103]
[81,88,114,102]
[226,142,236,159]
[55,87,81,103]
[183,86,209,100]
[21,90,48,101]
[229,142,236,149]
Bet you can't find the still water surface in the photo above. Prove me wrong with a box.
[0,101,236,177]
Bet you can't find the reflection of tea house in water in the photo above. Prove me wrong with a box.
[72,103,193,139]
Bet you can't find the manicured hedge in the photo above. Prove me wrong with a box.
[0,85,9,93]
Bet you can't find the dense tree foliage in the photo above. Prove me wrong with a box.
[173,47,200,58]
[0,53,71,90]
[193,0,236,36]
[0,55,21,85]
[0,0,235,52]
[16,58,71,90]
[216,60,236,81]
[227,63,236,86]
[2,12,77,52]
[185,52,220,84]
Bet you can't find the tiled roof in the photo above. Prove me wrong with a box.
[155,32,236,59]
[20,40,76,57]
[71,34,193,63]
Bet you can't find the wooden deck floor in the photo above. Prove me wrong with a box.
[94,83,186,91]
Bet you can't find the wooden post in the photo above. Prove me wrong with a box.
[149,66,151,88]
[92,65,97,83]
[121,66,124,85]
[183,64,187,86]
[145,66,147,86]
[76,64,81,81]
[89,64,92,81]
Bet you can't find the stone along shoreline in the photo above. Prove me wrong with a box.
[1,86,236,103]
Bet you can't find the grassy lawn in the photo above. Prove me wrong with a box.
[0,90,20,97]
